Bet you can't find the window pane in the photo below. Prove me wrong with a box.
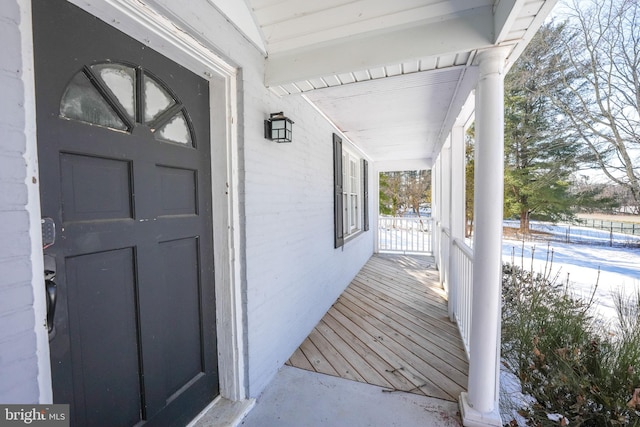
[343,193,348,234]
[60,72,126,130]
[157,112,192,145]
[92,64,135,120]
[351,194,358,229]
[144,75,175,122]
[342,154,347,191]
[350,159,357,189]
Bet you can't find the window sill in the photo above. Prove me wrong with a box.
[344,228,366,244]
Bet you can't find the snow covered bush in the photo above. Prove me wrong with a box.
[501,263,640,426]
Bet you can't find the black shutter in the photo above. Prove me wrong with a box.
[333,134,344,248]
[362,159,369,231]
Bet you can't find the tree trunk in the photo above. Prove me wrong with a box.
[519,209,529,233]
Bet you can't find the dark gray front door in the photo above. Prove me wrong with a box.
[33,1,219,425]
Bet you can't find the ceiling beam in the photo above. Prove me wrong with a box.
[493,0,523,43]
[265,6,493,87]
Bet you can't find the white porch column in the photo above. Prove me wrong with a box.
[431,154,440,259]
[440,141,452,289]
[449,126,465,242]
[373,165,380,253]
[441,141,452,233]
[459,47,509,427]
[448,125,465,321]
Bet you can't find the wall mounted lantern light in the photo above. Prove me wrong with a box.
[264,112,294,143]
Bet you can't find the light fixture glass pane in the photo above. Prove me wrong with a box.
[157,111,192,145]
[144,75,175,122]
[60,72,126,130]
[92,64,135,120]
[271,120,285,129]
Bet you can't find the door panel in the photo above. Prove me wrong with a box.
[158,237,203,397]
[157,166,198,216]
[60,154,134,221]
[32,0,219,425]
[66,249,142,427]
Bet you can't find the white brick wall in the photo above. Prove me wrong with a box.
[242,92,374,396]
[0,0,42,404]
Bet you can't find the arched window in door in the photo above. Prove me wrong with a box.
[60,62,194,146]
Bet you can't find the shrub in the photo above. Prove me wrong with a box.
[501,260,640,426]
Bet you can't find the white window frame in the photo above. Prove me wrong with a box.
[342,148,362,237]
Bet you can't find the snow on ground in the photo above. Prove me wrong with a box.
[500,221,640,424]
[502,221,640,325]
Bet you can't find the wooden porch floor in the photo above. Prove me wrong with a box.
[286,254,468,402]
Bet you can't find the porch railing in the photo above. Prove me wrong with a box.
[378,216,433,253]
[451,237,473,359]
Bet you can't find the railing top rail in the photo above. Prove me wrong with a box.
[379,216,433,221]
[452,237,473,259]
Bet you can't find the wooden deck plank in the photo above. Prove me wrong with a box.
[356,268,452,317]
[352,274,459,335]
[341,295,467,392]
[286,254,468,402]
[334,298,465,399]
[347,279,467,354]
[314,318,397,389]
[287,347,314,371]
[330,303,447,399]
[321,312,419,393]
[307,328,365,382]
[299,336,339,376]
[340,288,468,373]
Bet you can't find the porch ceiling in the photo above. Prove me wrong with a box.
[213,0,558,165]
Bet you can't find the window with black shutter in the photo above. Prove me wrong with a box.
[362,159,369,231]
[333,134,344,248]
[333,133,369,248]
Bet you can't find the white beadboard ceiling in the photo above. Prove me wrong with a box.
[214,0,558,166]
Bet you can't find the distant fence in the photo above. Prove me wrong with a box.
[504,220,640,248]
[378,216,432,253]
[576,218,640,237]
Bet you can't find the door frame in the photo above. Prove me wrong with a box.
[27,0,247,404]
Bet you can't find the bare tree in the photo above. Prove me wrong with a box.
[379,170,431,217]
[546,0,640,213]
[403,170,431,217]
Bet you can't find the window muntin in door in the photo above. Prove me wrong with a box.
[59,63,194,146]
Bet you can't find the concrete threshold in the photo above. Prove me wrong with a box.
[189,395,255,427]
[238,366,462,427]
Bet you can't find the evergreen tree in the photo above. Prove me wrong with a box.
[378,172,394,216]
[465,128,475,237]
[504,23,582,231]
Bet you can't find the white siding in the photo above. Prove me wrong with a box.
[0,0,48,404]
